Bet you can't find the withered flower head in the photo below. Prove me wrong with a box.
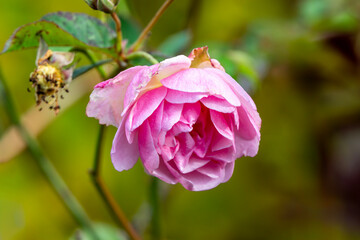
[29,38,75,114]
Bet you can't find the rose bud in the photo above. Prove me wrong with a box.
[84,0,119,13]
[87,47,261,191]
[29,38,75,114]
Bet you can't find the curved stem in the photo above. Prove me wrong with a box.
[128,0,175,53]
[0,69,99,240]
[70,48,107,79]
[111,12,124,57]
[126,51,159,65]
[89,125,142,240]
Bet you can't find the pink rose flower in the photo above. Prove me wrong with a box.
[87,47,261,191]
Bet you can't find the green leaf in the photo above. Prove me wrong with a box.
[41,12,116,48]
[158,30,191,56]
[2,12,116,57]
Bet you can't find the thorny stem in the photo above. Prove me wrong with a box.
[89,125,142,240]
[126,51,160,65]
[128,0,175,53]
[0,69,99,240]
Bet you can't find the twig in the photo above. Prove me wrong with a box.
[128,0,175,53]
[0,69,99,240]
[89,125,142,240]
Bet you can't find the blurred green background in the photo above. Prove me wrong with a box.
[1,0,360,239]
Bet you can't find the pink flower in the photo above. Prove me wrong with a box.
[87,47,261,191]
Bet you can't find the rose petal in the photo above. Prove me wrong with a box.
[161,102,183,131]
[159,135,179,161]
[234,132,260,158]
[86,66,145,127]
[197,161,224,179]
[138,120,160,171]
[126,86,167,138]
[206,147,236,163]
[111,117,139,171]
[209,110,234,141]
[123,55,191,115]
[161,68,240,107]
[208,68,261,130]
[123,65,159,115]
[151,159,178,184]
[211,131,234,152]
[192,129,213,158]
[180,171,223,191]
[180,102,201,126]
[178,156,209,174]
[173,132,195,173]
[222,162,235,183]
[171,121,193,136]
[201,95,236,113]
[210,59,225,71]
[237,106,257,140]
[156,55,191,80]
[147,101,164,141]
[165,89,208,104]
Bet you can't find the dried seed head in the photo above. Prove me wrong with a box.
[28,38,75,114]
[29,63,64,113]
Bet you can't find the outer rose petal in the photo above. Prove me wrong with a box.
[111,115,139,171]
[208,68,261,131]
[222,162,235,183]
[180,170,224,191]
[123,65,159,116]
[156,55,191,80]
[123,55,191,116]
[161,68,240,107]
[234,106,260,157]
[86,66,146,127]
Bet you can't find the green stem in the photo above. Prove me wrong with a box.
[89,125,142,240]
[0,69,99,240]
[92,125,105,175]
[126,51,159,65]
[71,48,107,79]
[86,60,141,239]
[128,0,175,53]
[111,12,123,54]
[149,177,161,240]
